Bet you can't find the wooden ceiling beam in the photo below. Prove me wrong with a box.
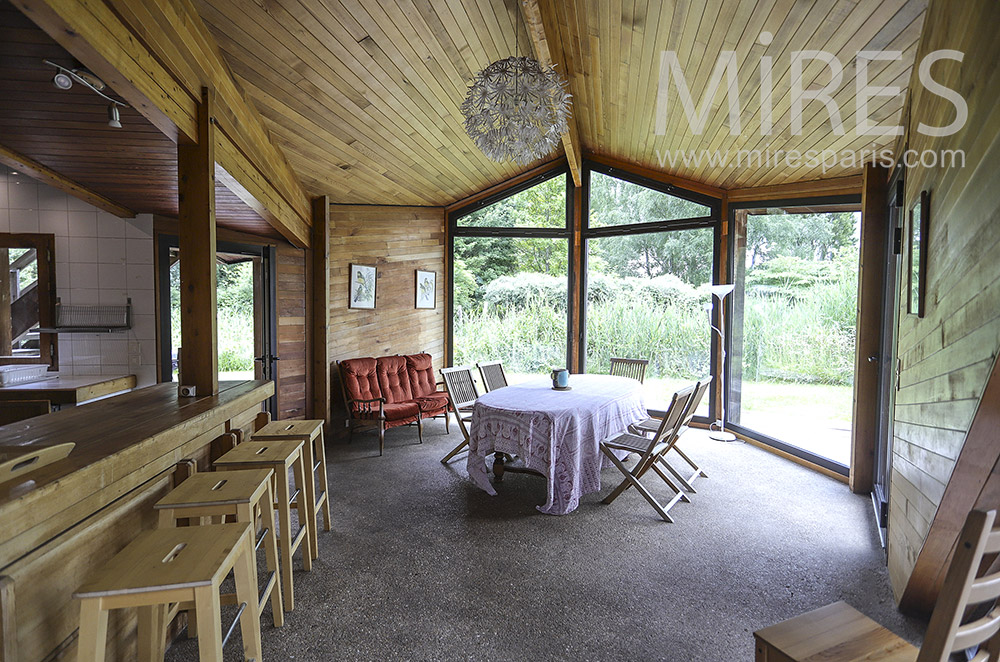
[11,0,312,247]
[519,0,582,188]
[0,143,135,218]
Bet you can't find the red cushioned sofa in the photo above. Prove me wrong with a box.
[337,353,450,455]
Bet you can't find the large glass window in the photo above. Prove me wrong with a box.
[584,169,717,417]
[589,171,710,228]
[451,173,570,380]
[728,208,861,468]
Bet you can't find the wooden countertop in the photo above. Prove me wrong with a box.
[0,380,274,564]
[0,374,137,405]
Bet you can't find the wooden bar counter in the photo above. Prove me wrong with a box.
[0,380,274,662]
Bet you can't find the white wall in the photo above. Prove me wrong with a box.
[0,166,157,387]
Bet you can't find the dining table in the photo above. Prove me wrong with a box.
[466,373,647,515]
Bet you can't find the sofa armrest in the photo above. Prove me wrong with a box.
[348,397,386,419]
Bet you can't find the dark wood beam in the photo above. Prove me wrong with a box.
[850,163,888,493]
[310,196,330,426]
[0,144,136,218]
[177,88,218,396]
[519,0,582,187]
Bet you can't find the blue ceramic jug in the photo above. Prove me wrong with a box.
[550,368,569,388]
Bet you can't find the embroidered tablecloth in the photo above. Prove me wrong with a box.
[467,374,646,515]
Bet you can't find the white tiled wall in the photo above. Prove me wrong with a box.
[0,166,157,387]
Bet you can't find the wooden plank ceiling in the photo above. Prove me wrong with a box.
[0,0,280,239]
[194,0,926,204]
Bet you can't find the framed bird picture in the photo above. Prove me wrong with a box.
[415,269,436,309]
[349,263,376,309]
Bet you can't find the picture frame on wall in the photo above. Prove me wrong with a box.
[349,263,377,309]
[415,269,436,309]
[907,190,930,318]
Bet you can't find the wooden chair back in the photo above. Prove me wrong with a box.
[681,379,712,428]
[639,384,695,462]
[0,400,51,426]
[918,509,1000,661]
[441,366,479,442]
[609,358,649,383]
[476,361,508,393]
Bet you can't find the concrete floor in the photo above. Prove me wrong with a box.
[166,423,925,661]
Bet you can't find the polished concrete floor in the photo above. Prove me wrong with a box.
[166,424,925,661]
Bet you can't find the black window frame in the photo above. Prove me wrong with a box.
[725,194,863,476]
[580,160,723,424]
[448,165,575,370]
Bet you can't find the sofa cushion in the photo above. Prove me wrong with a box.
[340,357,381,405]
[414,393,449,415]
[405,353,438,398]
[376,355,413,405]
[383,402,420,428]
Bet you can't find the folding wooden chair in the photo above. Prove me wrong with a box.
[755,508,1000,662]
[440,366,479,464]
[476,361,508,393]
[631,379,711,493]
[599,384,696,522]
[609,357,649,383]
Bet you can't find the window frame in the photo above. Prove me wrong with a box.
[579,161,723,423]
[447,165,575,369]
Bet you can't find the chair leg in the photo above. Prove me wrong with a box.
[233,537,263,661]
[417,417,423,444]
[600,446,676,522]
[379,424,385,456]
[258,480,284,626]
[441,437,469,464]
[603,453,656,504]
[193,585,223,662]
[315,430,332,531]
[137,604,165,662]
[445,411,450,434]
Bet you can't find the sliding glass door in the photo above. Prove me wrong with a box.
[728,205,861,470]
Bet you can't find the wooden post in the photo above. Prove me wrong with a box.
[310,196,331,426]
[177,87,218,396]
[850,163,888,493]
[569,179,583,372]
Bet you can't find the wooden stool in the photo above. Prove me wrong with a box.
[252,419,331,558]
[73,523,261,662]
[213,440,313,612]
[154,468,284,627]
[753,601,918,662]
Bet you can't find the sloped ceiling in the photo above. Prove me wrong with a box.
[196,0,926,205]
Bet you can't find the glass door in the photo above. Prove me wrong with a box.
[157,237,277,411]
[728,205,862,472]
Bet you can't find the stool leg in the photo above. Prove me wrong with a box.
[291,456,314,571]
[193,585,223,662]
[299,438,319,560]
[137,605,166,662]
[233,536,263,660]
[275,464,295,612]
[77,598,109,661]
[260,480,285,626]
[316,430,332,531]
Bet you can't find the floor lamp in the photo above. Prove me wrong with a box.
[708,283,736,442]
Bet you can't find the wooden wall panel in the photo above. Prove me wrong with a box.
[327,205,446,435]
[276,244,308,420]
[887,0,1000,610]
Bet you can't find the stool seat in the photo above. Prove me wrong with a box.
[255,419,322,441]
[155,468,273,509]
[214,439,303,466]
[75,524,251,598]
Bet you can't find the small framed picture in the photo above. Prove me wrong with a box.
[349,263,376,309]
[907,190,930,318]
[415,269,436,309]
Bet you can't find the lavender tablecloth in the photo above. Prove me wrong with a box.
[466,374,647,515]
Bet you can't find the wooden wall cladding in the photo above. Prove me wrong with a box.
[887,0,1000,609]
[277,243,308,420]
[327,205,445,433]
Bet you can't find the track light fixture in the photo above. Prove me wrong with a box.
[43,60,129,128]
